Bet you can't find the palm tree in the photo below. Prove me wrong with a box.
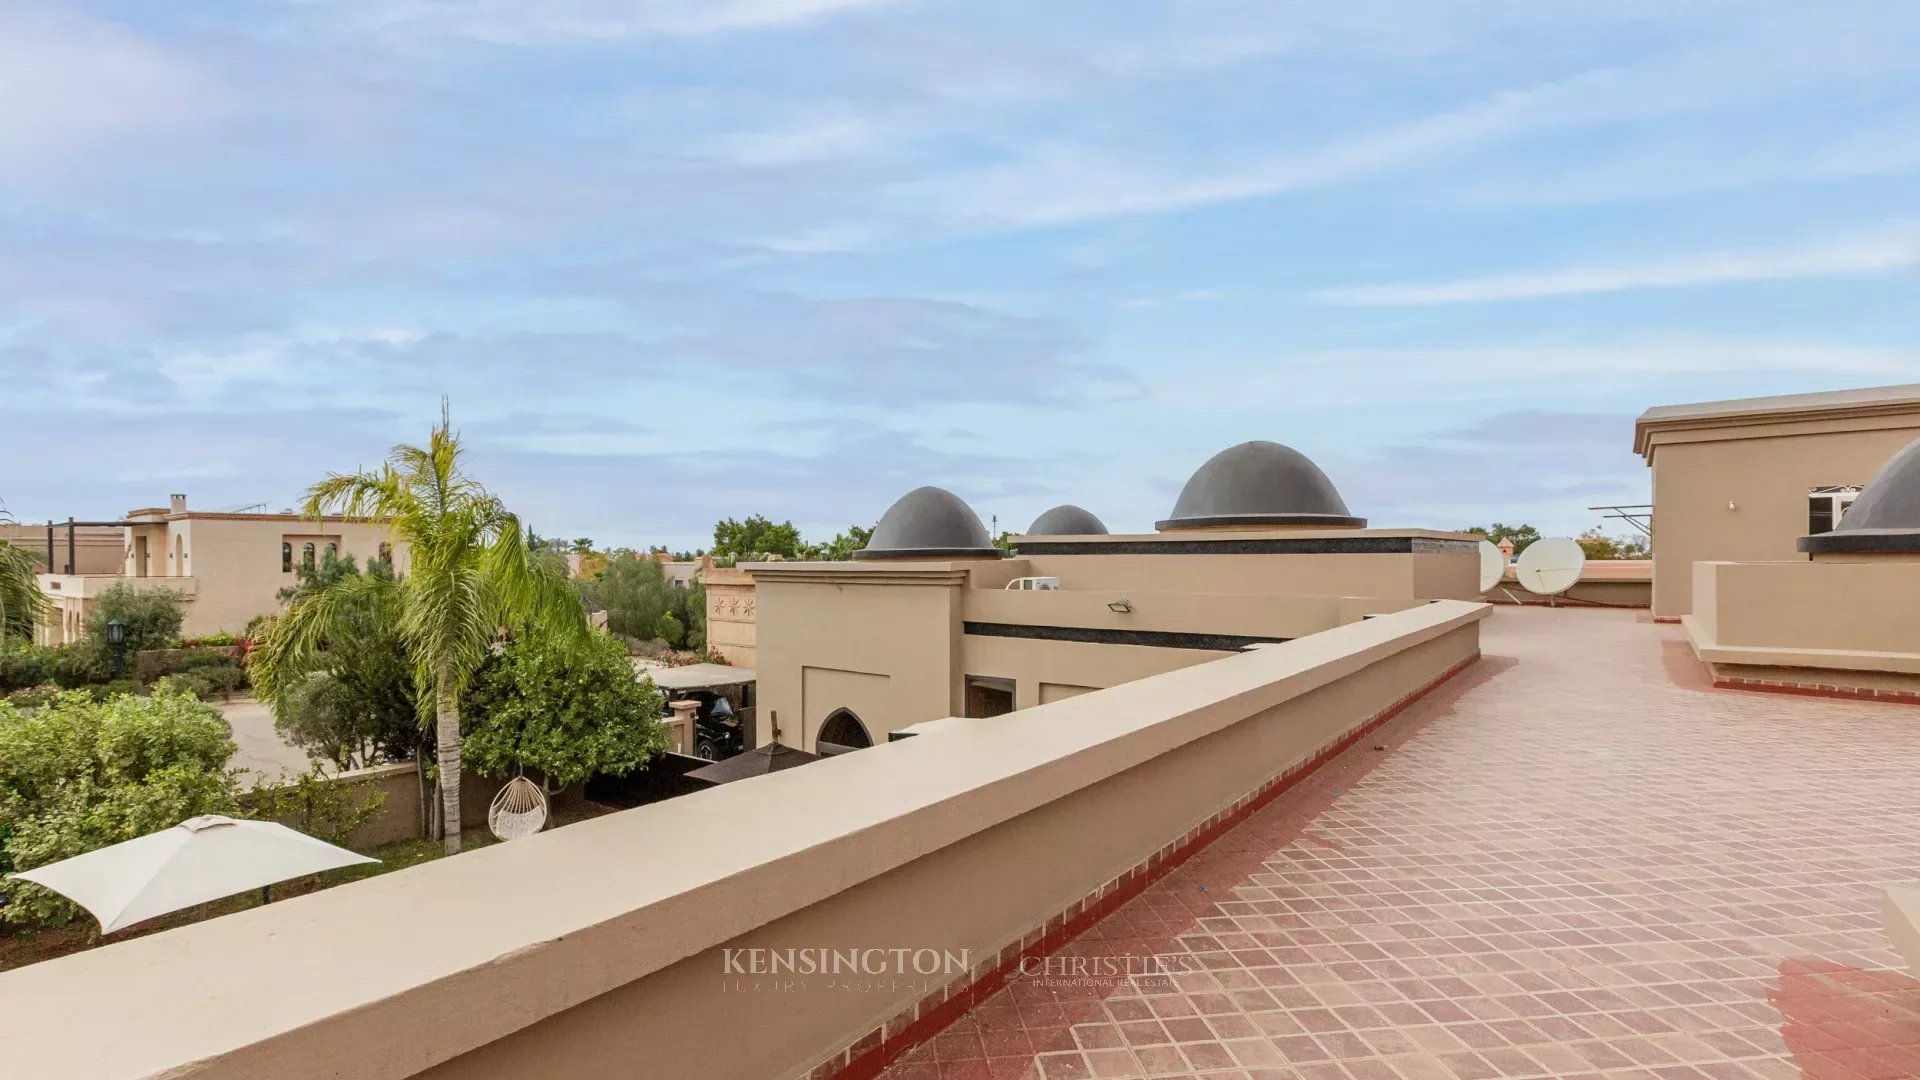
[0,499,50,646]
[253,407,586,854]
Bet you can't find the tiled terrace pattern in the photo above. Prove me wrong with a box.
[880,607,1920,1080]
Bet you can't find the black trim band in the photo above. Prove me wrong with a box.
[1798,529,1920,554]
[963,622,1290,651]
[1016,537,1413,556]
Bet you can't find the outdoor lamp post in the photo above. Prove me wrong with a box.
[106,618,128,679]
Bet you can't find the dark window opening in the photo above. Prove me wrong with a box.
[965,676,1015,719]
[816,709,872,756]
[281,542,293,573]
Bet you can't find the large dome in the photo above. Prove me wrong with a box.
[853,486,1001,559]
[1026,504,1108,536]
[1799,434,1920,554]
[1156,441,1365,531]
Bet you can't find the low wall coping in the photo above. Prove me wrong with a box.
[0,600,1488,1080]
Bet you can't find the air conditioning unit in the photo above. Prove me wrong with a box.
[1005,576,1060,591]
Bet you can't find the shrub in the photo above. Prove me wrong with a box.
[83,583,185,656]
[157,668,242,702]
[5,685,58,709]
[0,687,240,929]
[462,629,669,792]
[49,646,110,689]
[657,611,685,648]
[85,679,144,702]
[248,763,387,847]
[135,646,247,686]
[179,631,241,648]
[0,645,54,693]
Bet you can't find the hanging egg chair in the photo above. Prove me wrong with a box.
[487,776,549,841]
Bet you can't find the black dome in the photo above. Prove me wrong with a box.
[1026,504,1108,536]
[1799,434,1920,554]
[1156,441,1365,530]
[854,486,1001,560]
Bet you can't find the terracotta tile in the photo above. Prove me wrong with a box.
[881,610,1920,1080]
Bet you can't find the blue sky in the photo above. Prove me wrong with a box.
[3,1,1918,552]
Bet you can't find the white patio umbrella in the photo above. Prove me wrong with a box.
[5,815,377,934]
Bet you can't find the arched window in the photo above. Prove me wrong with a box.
[282,542,293,573]
[302,542,315,571]
[325,542,338,563]
[816,709,873,756]
[378,542,392,566]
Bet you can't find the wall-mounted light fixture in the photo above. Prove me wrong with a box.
[1107,600,1133,614]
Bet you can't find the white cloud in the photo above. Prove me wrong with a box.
[704,117,883,165]
[0,7,220,179]
[362,0,907,42]
[1312,227,1920,305]
[1119,289,1224,310]
[905,83,1548,227]
[1145,339,1920,412]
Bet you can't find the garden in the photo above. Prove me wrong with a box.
[0,415,674,969]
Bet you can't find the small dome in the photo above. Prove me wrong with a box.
[854,486,1001,560]
[1026,504,1108,536]
[1156,440,1365,530]
[1799,434,1920,554]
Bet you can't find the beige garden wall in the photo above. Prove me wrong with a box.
[0,601,1486,1080]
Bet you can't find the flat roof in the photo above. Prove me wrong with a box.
[636,662,755,690]
[1634,383,1920,459]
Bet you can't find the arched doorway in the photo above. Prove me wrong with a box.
[816,709,873,756]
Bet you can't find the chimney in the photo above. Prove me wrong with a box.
[1497,538,1515,558]
[169,494,188,514]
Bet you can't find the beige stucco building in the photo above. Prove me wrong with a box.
[35,494,405,645]
[1681,427,1920,697]
[1634,384,1920,618]
[748,442,1481,754]
[701,561,758,667]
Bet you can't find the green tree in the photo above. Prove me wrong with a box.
[711,515,804,560]
[85,582,186,654]
[461,630,668,794]
[583,552,675,641]
[812,524,874,561]
[1577,528,1650,560]
[1462,523,1542,554]
[0,500,50,647]
[256,405,586,854]
[681,578,707,652]
[0,686,241,929]
[254,557,420,771]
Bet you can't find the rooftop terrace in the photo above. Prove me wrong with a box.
[878,606,1920,1080]
[4,605,1917,1080]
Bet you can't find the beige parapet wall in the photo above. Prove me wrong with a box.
[1480,560,1652,608]
[1686,559,1920,675]
[0,600,1487,1080]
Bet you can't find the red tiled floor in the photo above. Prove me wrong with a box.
[881,607,1920,1080]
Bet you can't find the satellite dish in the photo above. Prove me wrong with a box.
[1476,540,1506,593]
[1515,537,1585,596]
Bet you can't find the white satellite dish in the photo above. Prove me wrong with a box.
[1476,540,1506,593]
[1515,537,1586,597]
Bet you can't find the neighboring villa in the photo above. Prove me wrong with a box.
[34,494,405,644]
[745,440,1481,753]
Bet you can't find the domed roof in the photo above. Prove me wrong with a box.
[1799,434,1920,554]
[1156,441,1365,530]
[1026,504,1109,536]
[853,486,1002,560]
